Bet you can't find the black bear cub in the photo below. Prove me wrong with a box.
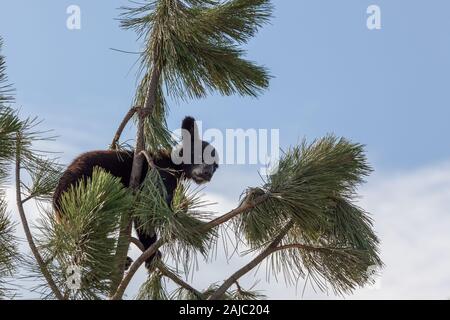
[53,116,219,268]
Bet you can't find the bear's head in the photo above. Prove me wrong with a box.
[173,116,219,184]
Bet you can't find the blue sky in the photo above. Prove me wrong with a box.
[1,1,450,299]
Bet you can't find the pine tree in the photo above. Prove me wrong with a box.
[0,0,383,300]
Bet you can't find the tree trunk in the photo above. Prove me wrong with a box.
[109,65,161,297]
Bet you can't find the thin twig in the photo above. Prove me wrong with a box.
[15,133,64,300]
[110,107,138,150]
[21,195,33,204]
[234,281,243,294]
[207,220,295,300]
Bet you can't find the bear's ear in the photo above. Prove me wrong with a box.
[181,116,200,145]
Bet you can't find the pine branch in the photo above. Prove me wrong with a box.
[110,106,138,150]
[201,192,270,231]
[131,237,145,252]
[21,195,33,204]
[111,238,164,300]
[120,0,272,99]
[21,156,63,203]
[0,37,14,104]
[15,133,64,300]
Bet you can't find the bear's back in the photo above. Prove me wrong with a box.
[52,150,137,213]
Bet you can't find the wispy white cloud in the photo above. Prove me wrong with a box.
[350,162,450,300]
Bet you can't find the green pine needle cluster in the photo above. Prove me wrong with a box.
[0,200,18,298]
[1,38,23,181]
[0,37,14,104]
[0,107,22,185]
[0,38,20,298]
[37,168,133,299]
[0,106,61,204]
[236,135,382,295]
[22,156,64,202]
[134,170,216,275]
[121,0,272,99]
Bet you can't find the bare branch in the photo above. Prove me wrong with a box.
[21,195,33,204]
[110,106,138,150]
[207,220,295,300]
[130,237,145,252]
[15,133,64,300]
[202,193,270,232]
[110,238,164,300]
